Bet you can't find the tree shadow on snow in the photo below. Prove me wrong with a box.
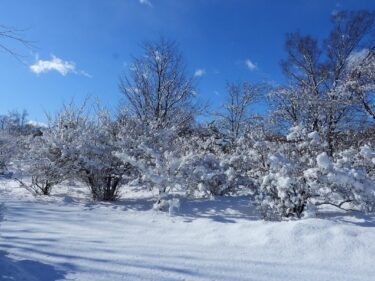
[83,197,154,212]
[82,194,258,223]
[0,250,66,281]
[176,195,259,223]
[317,209,375,228]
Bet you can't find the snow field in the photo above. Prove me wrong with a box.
[1,181,375,280]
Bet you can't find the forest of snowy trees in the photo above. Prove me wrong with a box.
[1,10,375,220]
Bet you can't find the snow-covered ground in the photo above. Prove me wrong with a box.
[1,178,375,281]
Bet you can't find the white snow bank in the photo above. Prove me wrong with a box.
[1,180,375,281]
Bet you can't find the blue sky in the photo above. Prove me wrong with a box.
[0,0,374,123]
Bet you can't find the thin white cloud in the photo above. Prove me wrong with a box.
[30,56,75,76]
[30,55,92,78]
[139,0,152,7]
[194,69,206,77]
[245,59,257,71]
[80,70,93,78]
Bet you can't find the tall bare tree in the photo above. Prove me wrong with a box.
[219,82,266,142]
[119,38,197,129]
[271,10,375,155]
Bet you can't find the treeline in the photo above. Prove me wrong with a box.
[1,10,375,220]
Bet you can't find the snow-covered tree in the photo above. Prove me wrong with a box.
[217,82,266,143]
[271,10,375,156]
[119,37,198,129]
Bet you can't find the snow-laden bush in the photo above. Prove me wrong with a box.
[0,111,41,176]
[117,114,184,204]
[178,151,254,198]
[179,152,230,197]
[256,125,375,220]
[255,125,323,220]
[305,147,375,213]
[78,115,135,201]
[176,124,254,197]
[117,117,253,202]
[26,133,65,195]
[21,104,89,195]
[257,153,311,220]
[41,103,136,201]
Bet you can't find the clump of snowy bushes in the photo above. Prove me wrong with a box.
[2,11,375,220]
[255,125,375,220]
[25,103,137,200]
[18,107,374,220]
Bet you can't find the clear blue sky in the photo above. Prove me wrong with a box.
[0,0,374,123]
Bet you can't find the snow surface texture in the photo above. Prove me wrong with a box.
[1,179,375,281]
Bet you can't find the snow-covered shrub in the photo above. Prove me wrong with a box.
[257,153,312,220]
[44,103,135,201]
[117,117,252,201]
[117,113,184,202]
[256,124,375,220]
[179,151,253,197]
[21,103,91,195]
[26,133,65,195]
[0,132,26,176]
[255,125,323,220]
[0,111,40,171]
[305,147,375,213]
[177,124,254,197]
[231,124,274,183]
[179,152,230,197]
[77,112,135,201]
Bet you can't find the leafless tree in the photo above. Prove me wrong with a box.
[218,82,266,141]
[271,10,375,155]
[119,38,197,129]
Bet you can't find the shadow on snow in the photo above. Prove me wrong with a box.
[0,250,66,281]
